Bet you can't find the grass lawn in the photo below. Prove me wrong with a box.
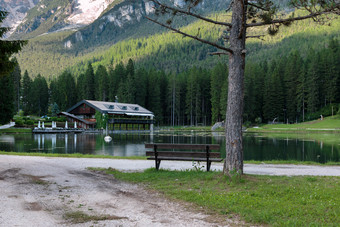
[0,128,32,133]
[248,116,340,132]
[246,132,340,147]
[98,168,340,226]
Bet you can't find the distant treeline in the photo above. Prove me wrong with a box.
[8,38,340,126]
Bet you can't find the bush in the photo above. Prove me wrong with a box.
[14,119,25,127]
[51,117,58,121]
[305,104,339,121]
[18,110,24,117]
[58,116,67,122]
[25,120,34,125]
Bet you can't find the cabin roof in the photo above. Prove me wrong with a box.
[66,100,154,117]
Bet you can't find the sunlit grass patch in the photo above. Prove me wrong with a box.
[99,168,340,226]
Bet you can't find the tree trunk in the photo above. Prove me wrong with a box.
[223,0,247,176]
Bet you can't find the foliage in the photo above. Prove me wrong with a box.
[50,102,60,116]
[0,63,15,124]
[102,169,340,226]
[0,11,26,124]
[95,111,108,129]
[0,10,27,77]
[18,39,340,126]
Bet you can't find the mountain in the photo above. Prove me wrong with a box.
[3,0,339,78]
[1,0,117,39]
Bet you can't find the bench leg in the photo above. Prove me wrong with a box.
[207,161,211,172]
[156,160,161,170]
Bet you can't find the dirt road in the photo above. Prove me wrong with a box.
[0,155,233,227]
[1,155,339,226]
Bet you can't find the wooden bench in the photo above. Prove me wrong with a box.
[145,143,222,171]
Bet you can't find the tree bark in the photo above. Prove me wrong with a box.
[223,0,247,176]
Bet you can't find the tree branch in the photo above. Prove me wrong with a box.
[247,2,268,11]
[247,5,339,27]
[208,51,230,56]
[145,16,233,54]
[150,0,232,27]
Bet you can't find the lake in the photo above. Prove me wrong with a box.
[0,131,339,163]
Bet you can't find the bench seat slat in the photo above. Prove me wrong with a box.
[146,151,221,158]
[145,143,220,150]
[147,157,223,162]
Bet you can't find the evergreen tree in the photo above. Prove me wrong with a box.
[0,61,15,124]
[21,70,32,114]
[125,72,136,103]
[306,51,321,114]
[210,63,227,123]
[146,70,162,122]
[0,10,26,77]
[285,51,302,123]
[76,73,86,101]
[113,62,127,102]
[126,58,135,77]
[58,71,77,110]
[95,65,109,101]
[84,63,95,100]
[134,68,147,106]
[11,61,21,113]
[30,74,49,115]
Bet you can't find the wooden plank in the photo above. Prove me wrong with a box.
[145,143,220,150]
[147,157,223,162]
[146,151,221,158]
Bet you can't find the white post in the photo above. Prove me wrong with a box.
[150,115,154,132]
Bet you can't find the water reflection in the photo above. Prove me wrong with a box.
[0,132,339,163]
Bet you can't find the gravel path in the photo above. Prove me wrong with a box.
[0,155,339,227]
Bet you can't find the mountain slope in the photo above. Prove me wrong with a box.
[10,0,340,78]
[1,0,117,39]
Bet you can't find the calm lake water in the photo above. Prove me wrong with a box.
[0,132,339,163]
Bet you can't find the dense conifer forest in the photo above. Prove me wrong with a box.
[17,38,339,126]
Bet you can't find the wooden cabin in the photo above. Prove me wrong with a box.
[59,100,154,130]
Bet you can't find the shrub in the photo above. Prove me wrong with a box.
[14,119,25,127]
[25,120,34,125]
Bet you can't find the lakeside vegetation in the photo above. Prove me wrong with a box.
[97,168,340,226]
[0,128,32,133]
[248,116,340,132]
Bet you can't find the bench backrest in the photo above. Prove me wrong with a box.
[145,143,220,150]
[145,143,221,158]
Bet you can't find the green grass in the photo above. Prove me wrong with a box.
[0,128,32,133]
[98,168,340,226]
[248,116,340,132]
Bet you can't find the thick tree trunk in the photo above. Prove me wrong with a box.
[223,0,247,176]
